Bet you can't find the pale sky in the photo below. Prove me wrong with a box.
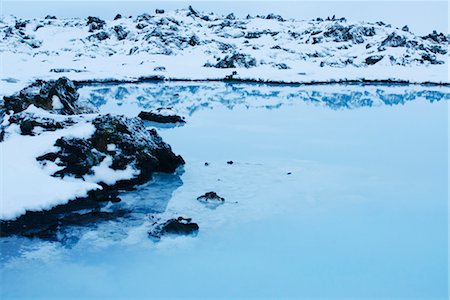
[1,1,448,35]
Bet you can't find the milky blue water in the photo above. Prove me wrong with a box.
[1,83,448,299]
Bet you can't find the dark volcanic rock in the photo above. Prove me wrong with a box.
[162,217,199,235]
[88,31,110,41]
[9,113,75,136]
[37,114,185,184]
[365,55,384,65]
[211,53,257,68]
[380,32,407,47]
[197,192,225,208]
[113,25,128,40]
[86,16,106,32]
[3,77,89,114]
[138,111,185,124]
[266,13,284,22]
[188,34,200,46]
[149,217,199,239]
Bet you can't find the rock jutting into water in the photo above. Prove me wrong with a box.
[0,77,185,239]
[138,110,186,124]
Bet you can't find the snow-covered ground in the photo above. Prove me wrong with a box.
[1,6,449,96]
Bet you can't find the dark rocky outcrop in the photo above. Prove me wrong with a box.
[86,16,106,32]
[36,114,185,184]
[365,55,384,65]
[209,53,257,68]
[9,113,75,136]
[149,217,199,239]
[114,14,122,20]
[87,31,110,41]
[113,25,128,40]
[197,192,225,208]
[138,111,185,124]
[3,77,90,114]
[380,32,407,48]
[1,77,185,239]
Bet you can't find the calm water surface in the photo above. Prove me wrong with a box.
[1,83,448,299]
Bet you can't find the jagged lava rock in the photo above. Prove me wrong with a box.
[3,77,92,114]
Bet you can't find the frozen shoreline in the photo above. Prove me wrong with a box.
[1,7,449,96]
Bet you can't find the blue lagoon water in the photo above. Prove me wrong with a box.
[1,83,448,299]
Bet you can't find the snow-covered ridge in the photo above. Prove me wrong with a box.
[1,6,449,95]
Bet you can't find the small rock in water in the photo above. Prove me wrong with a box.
[197,192,225,208]
[227,160,234,165]
[114,14,122,20]
[204,162,209,166]
[287,172,292,175]
[148,217,199,239]
[155,9,165,14]
[138,110,185,124]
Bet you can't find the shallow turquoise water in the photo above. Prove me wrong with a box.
[1,84,448,299]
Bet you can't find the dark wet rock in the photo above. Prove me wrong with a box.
[163,217,199,235]
[210,53,257,68]
[3,77,89,114]
[365,55,384,65]
[402,25,409,32]
[227,160,234,165]
[149,217,199,239]
[204,162,209,166]
[197,192,225,208]
[153,66,166,71]
[0,204,129,240]
[155,9,165,14]
[113,25,128,40]
[188,34,200,46]
[87,31,110,41]
[266,13,284,22]
[114,14,122,20]
[86,16,106,32]
[45,15,57,20]
[138,111,185,124]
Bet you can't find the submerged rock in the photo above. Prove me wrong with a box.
[3,77,91,114]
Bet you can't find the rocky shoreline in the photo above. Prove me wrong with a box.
[0,77,187,239]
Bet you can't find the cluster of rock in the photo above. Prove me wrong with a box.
[1,6,448,71]
[0,77,185,239]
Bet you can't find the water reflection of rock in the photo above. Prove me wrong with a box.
[80,83,450,115]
